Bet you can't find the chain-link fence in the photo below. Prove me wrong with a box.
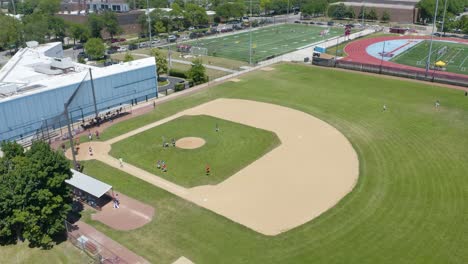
[65,221,127,264]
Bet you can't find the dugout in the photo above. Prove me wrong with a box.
[66,169,114,210]
[389,28,408,34]
[312,53,336,67]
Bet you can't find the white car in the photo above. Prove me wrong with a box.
[151,39,160,45]
[139,42,147,48]
[117,47,127,52]
[188,26,195,31]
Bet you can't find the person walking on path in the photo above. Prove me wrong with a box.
[206,164,211,176]
[88,131,92,141]
[119,158,123,167]
[435,100,440,109]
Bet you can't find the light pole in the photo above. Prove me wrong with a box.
[425,0,440,77]
[440,0,448,34]
[146,0,152,48]
[249,0,252,65]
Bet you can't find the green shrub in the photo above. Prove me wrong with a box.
[169,69,187,78]
[174,82,185,91]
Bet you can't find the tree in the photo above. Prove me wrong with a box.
[418,0,465,22]
[154,21,166,35]
[381,11,391,22]
[102,11,122,39]
[460,15,468,34]
[22,13,49,43]
[347,6,356,19]
[357,5,366,20]
[124,52,134,62]
[187,59,208,85]
[151,48,167,79]
[260,0,272,15]
[0,141,72,248]
[330,3,347,19]
[47,16,67,42]
[367,8,378,20]
[87,13,104,38]
[0,14,22,50]
[301,0,327,17]
[184,3,209,27]
[69,23,90,45]
[215,1,245,20]
[37,0,61,15]
[85,38,105,60]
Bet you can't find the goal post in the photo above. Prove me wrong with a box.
[190,46,208,57]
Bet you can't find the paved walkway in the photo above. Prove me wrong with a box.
[73,221,150,264]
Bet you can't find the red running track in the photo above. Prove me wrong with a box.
[341,35,468,81]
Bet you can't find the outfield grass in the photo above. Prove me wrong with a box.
[391,40,468,75]
[167,24,345,62]
[78,63,468,264]
[110,115,279,187]
[0,242,90,264]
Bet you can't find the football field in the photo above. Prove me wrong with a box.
[391,40,468,75]
[172,24,344,62]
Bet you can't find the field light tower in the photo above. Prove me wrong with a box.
[425,0,440,77]
[249,0,252,65]
[147,0,152,48]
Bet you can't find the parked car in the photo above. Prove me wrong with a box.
[128,43,138,50]
[73,44,83,50]
[106,49,117,55]
[188,26,195,30]
[151,39,160,45]
[139,42,148,48]
[117,46,127,52]
[168,35,177,42]
[327,21,335,26]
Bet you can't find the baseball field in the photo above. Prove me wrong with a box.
[170,24,344,62]
[71,63,468,263]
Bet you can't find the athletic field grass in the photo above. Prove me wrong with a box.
[167,24,345,62]
[0,241,90,264]
[75,63,468,264]
[110,115,280,187]
[391,40,468,75]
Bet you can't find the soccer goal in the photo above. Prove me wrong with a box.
[191,46,208,57]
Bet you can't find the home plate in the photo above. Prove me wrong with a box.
[172,256,194,264]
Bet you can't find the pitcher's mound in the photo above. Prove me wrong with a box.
[176,137,206,149]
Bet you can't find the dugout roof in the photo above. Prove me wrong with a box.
[66,169,112,198]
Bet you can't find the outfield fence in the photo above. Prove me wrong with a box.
[65,221,127,264]
[334,60,468,88]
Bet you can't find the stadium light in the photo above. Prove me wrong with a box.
[249,0,252,65]
[425,0,440,77]
[147,0,152,48]
[441,0,448,34]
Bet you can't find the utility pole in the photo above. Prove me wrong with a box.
[426,0,440,77]
[147,0,152,48]
[361,3,365,25]
[249,0,252,65]
[441,0,448,34]
[64,104,77,168]
[88,68,99,118]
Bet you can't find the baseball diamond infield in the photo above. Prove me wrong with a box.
[67,99,359,235]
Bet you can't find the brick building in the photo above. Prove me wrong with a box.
[332,0,421,23]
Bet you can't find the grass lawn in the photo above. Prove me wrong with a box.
[78,63,468,264]
[166,24,345,62]
[169,61,229,80]
[0,242,91,264]
[109,115,280,187]
[391,40,468,75]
